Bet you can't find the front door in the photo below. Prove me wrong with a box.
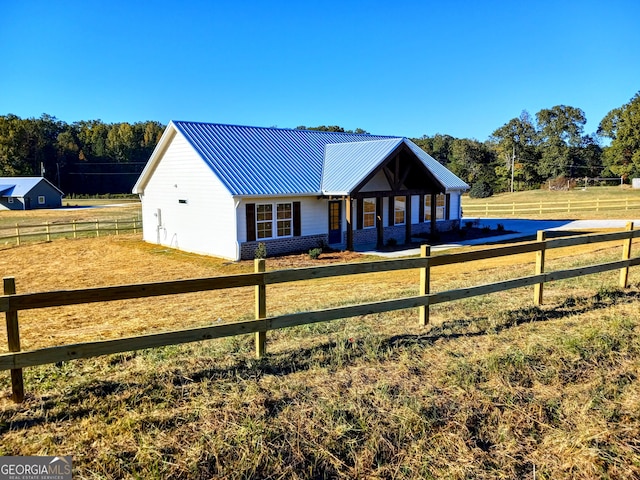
[328,201,342,244]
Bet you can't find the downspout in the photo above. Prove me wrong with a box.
[234,198,241,261]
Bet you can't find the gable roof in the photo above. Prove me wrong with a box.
[0,177,63,197]
[133,121,469,196]
[321,138,405,195]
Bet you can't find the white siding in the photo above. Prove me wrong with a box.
[139,132,238,260]
[236,196,327,241]
[449,191,462,219]
[411,195,420,224]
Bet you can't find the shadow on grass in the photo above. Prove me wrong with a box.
[2,287,639,431]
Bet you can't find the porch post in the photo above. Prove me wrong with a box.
[376,196,384,248]
[430,193,437,236]
[405,194,412,243]
[346,196,353,251]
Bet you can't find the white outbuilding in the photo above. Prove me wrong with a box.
[132,121,469,260]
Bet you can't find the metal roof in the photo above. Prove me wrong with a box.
[405,141,470,191]
[0,184,15,195]
[173,122,393,196]
[0,177,63,197]
[135,122,469,196]
[322,138,405,194]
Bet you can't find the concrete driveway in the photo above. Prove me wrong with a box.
[359,217,640,258]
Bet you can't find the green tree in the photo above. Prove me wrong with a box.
[295,125,369,134]
[489,111,540,191]
[411,134,456,165]
[0,114,33,175]
[598,92,640,180]
[535,105,586,179]
[449,138,498,189]
[107,122,135,162]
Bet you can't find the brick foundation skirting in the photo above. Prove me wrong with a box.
[240,220,461,259]
[241,234,328,260]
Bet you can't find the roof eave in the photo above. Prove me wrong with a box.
[132,122,177,194]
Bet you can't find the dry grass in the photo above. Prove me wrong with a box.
[462,185,640,220]
[0,227,639,478]
[0,201,141,228]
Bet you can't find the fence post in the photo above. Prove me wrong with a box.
[534,230,546,305]
[133,217,138,234]
[485,203,489,216]
[73,220,77,239]
[620,222,634,289]
[96,220,100,237]
[254,258,267,358]
[46,222,51,242]
[115,219,119,235]
[4,277,24,403]
[15,224,20,246]
[419,245,431,326]
[539,201,543,215]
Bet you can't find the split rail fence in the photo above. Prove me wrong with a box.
[462,197,640,217]
[1,223,638,403]
[0,218,141,247]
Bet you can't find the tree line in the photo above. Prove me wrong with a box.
[0,114,164,194]
[0,92,638,196]
[412,93,640,197]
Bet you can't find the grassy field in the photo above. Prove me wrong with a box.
[0,203,639,478]
[462,186,640,220]
[0,199,141,229]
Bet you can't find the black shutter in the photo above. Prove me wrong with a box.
[388,196,395,226]
[357,198,363,230]
[418,194,425,223]
[246,203,256,241]
[446,194,451,220]
[293,201,301,236]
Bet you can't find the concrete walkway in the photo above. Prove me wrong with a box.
[358,218,640,258]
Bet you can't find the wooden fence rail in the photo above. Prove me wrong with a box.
[0,218,140,246]
[1,224,638,403]
[462,197,640,216]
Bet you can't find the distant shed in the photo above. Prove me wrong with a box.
[0,177,64,210]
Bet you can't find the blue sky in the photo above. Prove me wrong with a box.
[1,0,638,141]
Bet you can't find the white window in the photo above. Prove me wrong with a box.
[276,203,292,237]
[7,197,13,203]
[425,194,446,221]
[363,198,376,228]
[256,204,273,239]
[256,202,293,239]
[394,197,405,225]
[38,196,45,205]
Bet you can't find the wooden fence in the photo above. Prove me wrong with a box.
[462,197,640,217]
[0,218,140,246]
[1,223,638,403]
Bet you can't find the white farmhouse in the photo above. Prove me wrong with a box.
[132,121,469,260]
